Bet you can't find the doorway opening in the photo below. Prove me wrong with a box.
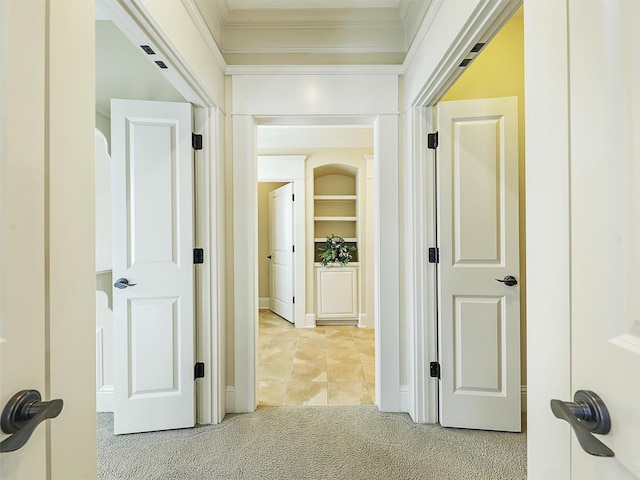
[416,7,526,432]
[255,125,376,406]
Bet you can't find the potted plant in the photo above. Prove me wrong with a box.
[318,234,356,266]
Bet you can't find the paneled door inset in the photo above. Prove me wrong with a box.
[437,97,521,432]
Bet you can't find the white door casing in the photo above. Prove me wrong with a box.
[111,99,195,435]
[565,0,640,477]
[269,183,294,323]
[437,97,521,432]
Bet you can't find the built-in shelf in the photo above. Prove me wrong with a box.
[314,195,357,201]
[314,216,357,222]
[314,238,357,242]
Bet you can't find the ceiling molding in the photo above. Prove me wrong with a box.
[193,1,428,64]
[228,0,400,9]
[225,64,405,75]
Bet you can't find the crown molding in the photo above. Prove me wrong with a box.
[225,64,405,75]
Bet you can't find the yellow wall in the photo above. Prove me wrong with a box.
[442,16,527,385]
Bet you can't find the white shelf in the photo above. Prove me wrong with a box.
[314,195,357,201]
[314,216,357,222]
[314,237,357,242]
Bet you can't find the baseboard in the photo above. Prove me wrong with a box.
[258,297,270,309]
[305,313,316,328]
[521,385,527,413]
[400,385,410,413]
[358,313,373,328]
[97,386,114,413]
[226,386,235,413]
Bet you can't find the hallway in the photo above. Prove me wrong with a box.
[258,310,375,406]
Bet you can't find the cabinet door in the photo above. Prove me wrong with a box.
[316,267,358,319]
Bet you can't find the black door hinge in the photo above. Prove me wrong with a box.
[193,248,204,264]
[192,133,203,151]
[194,362,205,379]
[427,132,438,150]
[292,194,295,201]
[292,245,295,253]
[428,247,439,264]
[430,361,441,379]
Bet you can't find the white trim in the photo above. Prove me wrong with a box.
[225,386,236,414]
[305,313,317,328]
[195,107,226,424]
[524,1,572,476]
[358,314,372,329]
[258,297,270,309]
[399,385,410,413]
[231,110,400,414]
[406,105,438,424]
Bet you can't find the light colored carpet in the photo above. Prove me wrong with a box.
[98,406,526,480]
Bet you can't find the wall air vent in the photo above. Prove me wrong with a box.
[459,58,472,67]
[155,60,168,69]
[470,42,485,53]
[140,45,155,55]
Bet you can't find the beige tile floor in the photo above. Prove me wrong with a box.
[258,309,375,406]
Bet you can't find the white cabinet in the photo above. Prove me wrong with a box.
[315,265,358,325]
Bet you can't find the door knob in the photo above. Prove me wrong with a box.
[495,275,518,286]
[114,278,137,289]
[0,390,63,452]
[550,390,614,457]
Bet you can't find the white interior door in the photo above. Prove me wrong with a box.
[437,97,521,432]
[111,99,195,434]
[269,183,294,323]
[0,1,47,474]
[563,1,640,477]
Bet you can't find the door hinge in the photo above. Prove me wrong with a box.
[427,132,439,150]
[292,194,295,201]
[292,245,295,253]
[192,133,203,151]
[292,296,295,304]
[429,361,441,379]
[194,362,205,380]
[428,247,439,264]
[193,248,204,264]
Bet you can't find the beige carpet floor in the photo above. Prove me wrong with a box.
[98,406,526,480]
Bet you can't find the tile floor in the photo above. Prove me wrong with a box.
[258,309,375,406]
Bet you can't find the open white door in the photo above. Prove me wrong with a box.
[0,3,48,474]
[269,183,294,323]
[111,99,195,434]
[1,0,95,476]
[557,1,640,477]
[437,97,521,432]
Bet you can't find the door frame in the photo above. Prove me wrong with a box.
[406,0,571,476]
[230,112,400,414]
[406,1,523,424]
[257,155,307,328]
[99,0,226,424]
